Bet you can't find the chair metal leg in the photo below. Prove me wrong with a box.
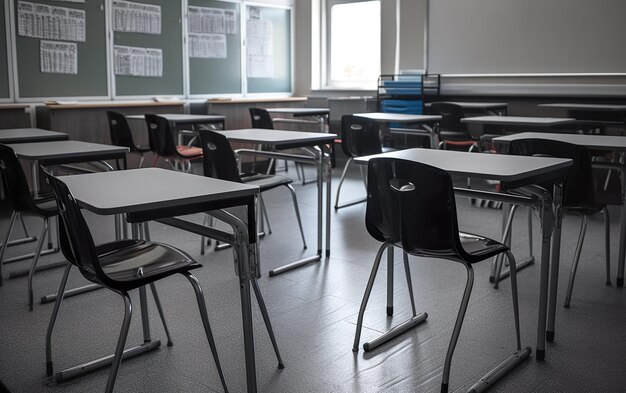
[285,184,307,249]
[353,243,428,353]
[182,272,228,393]
[143,222,151,241]
[0,211,17,286]
[138,154,145,168]
[251,279,284,368]
[105,291,133,393]
[259,195,272,234]
[387,247,394,316]
[564,214,588,308]
[491,205,514,283]
[494,205,518,289]
[403,252,417,316]
[46,263,72,376]
[467,251,531,393]
[441,264,474,393]
[603,207,611,286]
[335,157,365,210]
[28,218,49,311]
[527,206,533,258]
[353,243,389,351]
[149,283,173,346]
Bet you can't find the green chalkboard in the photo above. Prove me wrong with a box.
[245,5,291,94]
[1,1,10,99]
[188,0,241,95]
[14,0,108,98]
[113,0,183,96]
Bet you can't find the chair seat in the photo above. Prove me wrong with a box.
[97,239,201,290]
[134,144,151,153]
[26,195,58,218]
[176,146,203,158]
[241,173,293,192]
[459,232,509,262]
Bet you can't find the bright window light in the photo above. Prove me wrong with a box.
[329,1,380,88]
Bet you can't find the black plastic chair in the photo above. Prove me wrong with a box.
[0,144,59,310]
[429,102,479,151]
[44,172,228,393]
[197,129,306,250]
[334,115,393,210]
[353,157,528,393]
[249,107,306,181]
[106,111,151,167]
[144,114,202,172]
[249,107,275,129]
[507,139,613,308]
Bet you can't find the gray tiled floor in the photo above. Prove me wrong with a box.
[1,161,625,392]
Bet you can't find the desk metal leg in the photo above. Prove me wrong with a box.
[547,184,563,343]
[535,188,554,361]
[618,155,626,287]
[324,147,332,257]
[269,149,325,276]
[210,208,259,393]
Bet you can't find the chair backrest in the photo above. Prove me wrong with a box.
[366,158,461,258]
[429,102,469,134]
[144,114,177,156]
[0,144,38,213]
[340,115,383,158]
[507,139,596,209]
[249,108,274,129]
[44,172,107,286]
[197,129,243,183]
[106,111,137,151]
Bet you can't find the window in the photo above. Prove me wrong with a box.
[326,0,380,89]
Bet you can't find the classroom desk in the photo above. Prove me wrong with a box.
[353,113,442,148]
[426,101,508,115]
[0,104,30,129]
[494,132,626,288]
[8,141,129,196]
[355,148,572,362]
[539,103,626,130]
[59,168,262,393]
[0,128,68,144]
[265,107,330,133]
[461,116,576,131]
[127,113,226,129]
[217,129,336,276]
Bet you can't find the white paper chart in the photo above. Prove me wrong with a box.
[246,14,273,78]
[40,40,78,74]
[188,6,236,35]
[114,45,163,77]
[18,1,86,42]
[112,0,161,35]
[189,33,226,59]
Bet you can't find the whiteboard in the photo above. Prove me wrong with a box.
[428,0,626,75]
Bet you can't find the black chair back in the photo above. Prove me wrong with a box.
[144,114,177,156]
[0,144,39,213]
[341,115,383,158]
[366,158,461,257]
[197,129,243,183]
[430,102,472,140]
[508,139,595,209]
[249,108,274,129]
[107,111,137,151]
[44,173,105,286]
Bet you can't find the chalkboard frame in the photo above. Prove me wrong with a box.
[186,0,243,98]
[11,0,111,101]
[1,0,14,101]
[243,2,293,96]
[111,0,186,99]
